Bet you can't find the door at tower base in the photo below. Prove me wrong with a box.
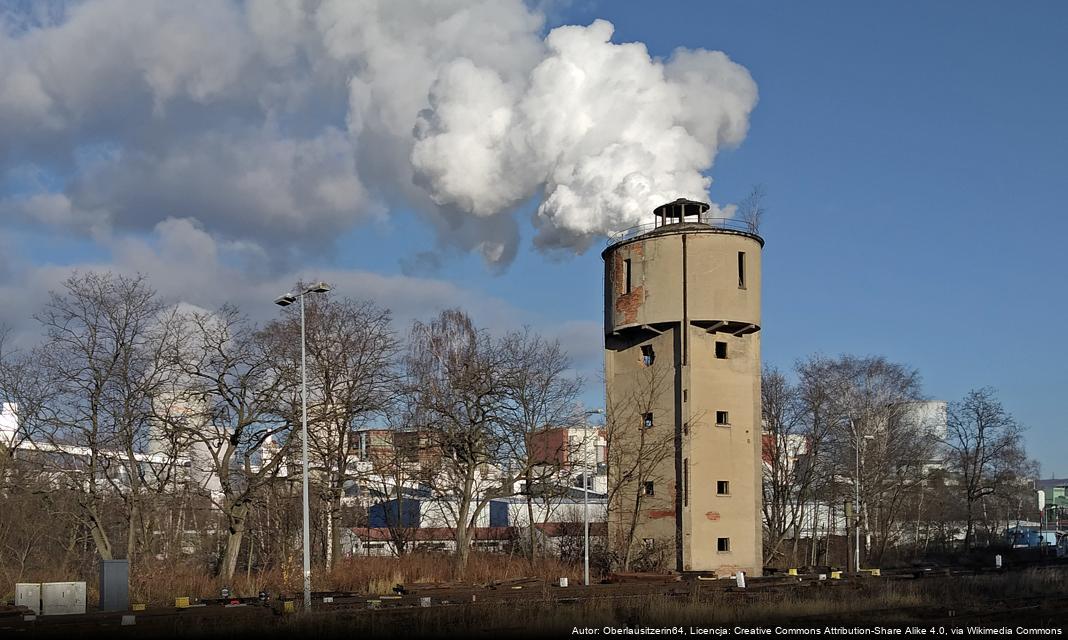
[602,204,763,576]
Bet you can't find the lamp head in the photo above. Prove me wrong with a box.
[274,293,297,307]
[304,282,332,295]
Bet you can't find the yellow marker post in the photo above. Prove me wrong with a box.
[787,568,798,576]
[132,604,146,611]
[830,571,842,580]
[283,601,296,614]
[175,597,190,609]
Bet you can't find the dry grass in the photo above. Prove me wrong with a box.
[11,563,1068,638]
[276,566,1068,638]
[123,552,584,605]
[10,551,1068,640]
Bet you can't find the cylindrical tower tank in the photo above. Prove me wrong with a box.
[603,198,763,575]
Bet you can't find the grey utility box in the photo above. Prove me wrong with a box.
[41,582,86,615]
[15,583,41,614]
[99,559,130,611]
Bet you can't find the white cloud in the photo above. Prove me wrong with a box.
[4,192,109,233]
[65,126,376,245]
[1,1,757,266]
[0,220,522,346]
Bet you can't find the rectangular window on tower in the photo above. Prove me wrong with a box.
[715,341,728,359]
[716,411,730,426]
[717,480,730,495]
[683,459,689,506]
[643,481,655,496]
[718,537,731,553]
[738,251,747,289]
[642,412,654,429]
[623,258,632,294]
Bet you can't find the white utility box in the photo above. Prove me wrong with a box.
[15,583,41,614]
[41,582,86,615]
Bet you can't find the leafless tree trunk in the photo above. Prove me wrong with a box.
[403,310,509,576]
[795,354,930,564]
[944,388,1030,549]
[761,365,807,564]
[403,310,581,577]
[603,365,674,571]
[498,328,583,564]
[14,273,180,566]
[160,305,295,580]
[736,184,767,234]
[262,292,398,569]
[362,404,425,557]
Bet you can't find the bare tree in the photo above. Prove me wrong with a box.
[163,306,295,580]
[348,387,429,558]
[761,364,811,564]
[736,184,767,234]
[944,387,1028,549]
[262,293,399,569]
[497,328,583,563]
[22,273,180,564]
[790,356,846,566]
[403,310,581,575]
[0,329,53,471]
[815,355,930,563]
[404,309,510,575]
[787,354,935,565]
[603,365,674,571]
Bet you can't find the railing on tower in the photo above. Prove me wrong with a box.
[607,215,758,246]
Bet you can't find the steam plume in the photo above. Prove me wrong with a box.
[0,1,758,265]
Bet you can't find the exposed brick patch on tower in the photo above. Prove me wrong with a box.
[612,244,645,325]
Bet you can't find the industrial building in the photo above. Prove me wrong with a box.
[603,198,764,575]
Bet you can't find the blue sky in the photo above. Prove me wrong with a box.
[1,1,1065,474]
[585,1,1068,475]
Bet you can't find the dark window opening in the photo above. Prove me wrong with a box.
[392,431,420,463]
[715,341,728,359]
[624,258,632,294]
[643,481,655,496]
[717,480,730,495]
[642,412,654,429]
[683,459,689,506]
[683,389,688,402]
[716,411,729,425]
[718,537,731,552]
[641,344,655,367]
[738,252,746,289]
[643,538,655,550]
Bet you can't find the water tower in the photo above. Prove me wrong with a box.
[603,198,763,574]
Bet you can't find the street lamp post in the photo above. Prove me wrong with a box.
[274,282,332,612]
[583,465,589,586]
[849,418,875,573]
[582,409,604,587]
